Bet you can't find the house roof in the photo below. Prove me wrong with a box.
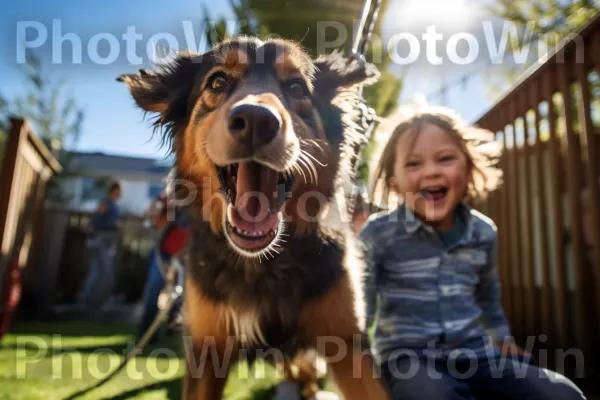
[66,151,173,179]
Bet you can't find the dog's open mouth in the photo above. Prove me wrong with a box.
[217,161,294,255]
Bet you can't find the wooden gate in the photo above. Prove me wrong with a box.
[0,118,62,315]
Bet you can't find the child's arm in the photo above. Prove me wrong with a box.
[357,222,379,335]
[477,239,533,359]
[475,239,512,343]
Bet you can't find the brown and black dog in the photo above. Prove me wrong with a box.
[118,37,390,400]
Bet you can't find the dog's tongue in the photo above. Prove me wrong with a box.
[234,161,279,225]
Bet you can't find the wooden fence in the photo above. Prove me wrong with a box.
[0,118,62,315]
[476,12,600,382]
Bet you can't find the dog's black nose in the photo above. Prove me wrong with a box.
[227,104,281,149]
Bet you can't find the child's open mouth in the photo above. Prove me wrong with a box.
[419,186,448,205]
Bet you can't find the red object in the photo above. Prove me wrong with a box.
[161,226,190,256]
[0,256,22,341]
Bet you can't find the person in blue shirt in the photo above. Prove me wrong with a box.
[359,106,585,399]
[79,181,123,307]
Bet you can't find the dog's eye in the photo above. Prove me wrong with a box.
[208,73,229,91]
[287,80,307,98]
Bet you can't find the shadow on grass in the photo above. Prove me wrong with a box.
[4,319,185,359]
[5,321,288,400]
[4,339,186,359]
[99,377,182,400]
[8,321,136,338]
[63,377,182,400]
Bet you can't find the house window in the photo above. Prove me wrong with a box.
[81,177,102,201]
[148,183,163,199]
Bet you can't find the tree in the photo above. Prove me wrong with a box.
[0,92,8,166]
[202,0,402,182]
[484,0,600,97]
[489,0,599,45]
[484,0,599,141]
[0,92,8,138]
[3,50,85,203]
[11,51,84,153]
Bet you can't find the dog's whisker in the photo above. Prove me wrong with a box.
[300,139,325,153]
[264,248,275,260]
[301,155,318,185]
[292,163,307,184]
[301,149,327,167]
[296,157,313,184]
[298,154,317,185]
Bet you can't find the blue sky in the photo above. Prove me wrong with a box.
[0,0,510,160]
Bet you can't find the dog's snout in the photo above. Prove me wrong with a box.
[227,104,282,149]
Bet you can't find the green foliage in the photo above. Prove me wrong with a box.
[11,50,84,151]
[2,50,86,203]
[489,0,599,44]
[484,0,600,98]
[205,0,370,56]
[0,91,8,138]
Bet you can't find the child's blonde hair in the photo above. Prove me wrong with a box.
[369,104,503,209]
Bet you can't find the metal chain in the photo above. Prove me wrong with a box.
[347,0,383,217]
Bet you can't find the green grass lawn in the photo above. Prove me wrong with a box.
[0,321,287,400]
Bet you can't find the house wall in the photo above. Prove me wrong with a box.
[60,175,165,216]
[120,179,154,215]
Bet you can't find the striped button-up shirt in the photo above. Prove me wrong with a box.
[358,203,512,362]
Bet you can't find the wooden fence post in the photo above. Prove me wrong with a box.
[0,119,26,276]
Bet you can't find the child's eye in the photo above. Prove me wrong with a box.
[440,155,456,162]
[405,160,420,168]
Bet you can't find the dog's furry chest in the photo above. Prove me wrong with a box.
[186,221,346,348]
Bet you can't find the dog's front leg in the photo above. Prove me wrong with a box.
[300,277,391,400]
[183,280,236,400]
[182,336,235,400]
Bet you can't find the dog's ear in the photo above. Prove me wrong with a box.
[312,52,379,103]
[116,52,204,118]
[117,69,171,113]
